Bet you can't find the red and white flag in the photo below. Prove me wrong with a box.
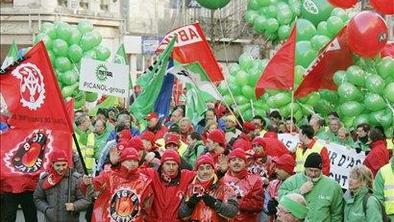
[0,42,73,193]
[156,22,224,82]
[255,24,296,98]
[295,26,353,98]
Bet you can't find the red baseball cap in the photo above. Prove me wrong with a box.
[165,133,180,146]
[272,154,295,175]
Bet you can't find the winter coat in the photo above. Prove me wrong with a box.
[94,127,111,159]
[33,171,91,222]
[279,173,344,222]
[178,176,239,222]
[374,158,394,221]
[141,168,196,222]
[343,187,383,222]
[222,171,264,222]
[145,124,168,140]
[261,132,290,158]
[364,140,390,176]
[182,141,206,167]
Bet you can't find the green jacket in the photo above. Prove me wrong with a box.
[94,127,111,160]
[337,137,355,148]
[374,158,394,221]
[182,141,206,167]
[343,187,383,222]
[279,173,344,222]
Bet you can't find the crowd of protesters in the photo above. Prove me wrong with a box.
[1,101,394,222]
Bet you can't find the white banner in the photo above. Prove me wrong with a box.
[79,58,129,98]
[277,134,366,189]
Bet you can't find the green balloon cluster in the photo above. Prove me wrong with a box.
[34,21,111,109]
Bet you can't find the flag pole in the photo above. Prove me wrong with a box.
[290,89,294,134]
[250,99,255,117]
[72,133,88,175]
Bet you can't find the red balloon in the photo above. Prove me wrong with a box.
[370,0,394,15]
[381,42,394,58]
[327,0,357,9]
[347,11,388,57]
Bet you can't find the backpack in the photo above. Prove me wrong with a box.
[363,192,390,222]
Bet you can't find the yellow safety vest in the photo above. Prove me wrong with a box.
[380,163,394,214]
[73,133,95,172]
[295,141,324,173]
[387,139,394,150]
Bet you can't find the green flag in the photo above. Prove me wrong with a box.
[1,41,18,70]
[113,44,128,65]
[88,96,119,116]
[130,37,176,121]
[185,82,208,125]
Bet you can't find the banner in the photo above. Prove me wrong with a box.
[278,133,300,153]
[79,58,129,98]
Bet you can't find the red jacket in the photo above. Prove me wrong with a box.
[364,140,390,176]
[141,168,195,222]
[222,171,264,222]
[147,125,168,140]
[233,134,253,151]
[91,167,153,222]
[247,156,275,180]
[261,132,290,158]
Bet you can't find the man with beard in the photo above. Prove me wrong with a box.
[179,154,239,221]
[34,150,90,222]
[83,147,153,222]
[221,148,264,222]
[144,112,168,140]
[353,123,371,153]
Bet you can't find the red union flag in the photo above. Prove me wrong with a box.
[0,42,73,193]
[156,23,224,82]
[295,26,353,98]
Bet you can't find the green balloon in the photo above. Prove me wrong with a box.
[267,96,277,108]
[346,65,365,87]
[85,91,98,102]
[278,25,291,40]
[245,10,259,24]
[310,35,330,51]
[248,0,260,10]
[301,0,333,26]
[369,109,392,127]
[384,83,394,103]
[196,0,230,10]
[354,114,370,126]
[257,0,272,7]
[67,44,84,63]
[47,50,56,63]
[78,21,94,34]
[365,74,385,94]
[80,32,97,51]
[294,65,304,88]
[242,85,256,99]
[95,46,111,61]
[229,63,241,74]
[326,16,344,37]
[274,92,291,107]
[68,28,82,45]
[55,21,72,42]
[314,99,334,116]
[333,70,347,86]
[288,0,301,16]
[91,31,102,46]
[319,90,339,105]
[52,39,69,57]
[364,93,386,111]
[61,69,79,86]
[277,4,294,25]
[294,110,304,122]
[264,5,278,18]
[239,54,254,70]
[338,82,363,102]
[41,22,57,39]
[73,93,86,109]
[296,19,317,41]
[305,92,320,106]
[331,8,349,22]
[34,33,53,50]
[55,57,72,72]
[340,101,364,117]
[248,68,261,86]
[84,49,97,59]
[253,15,267,33]
[236,96,249,105]
[316,21,330,37]
[264,18,279,34]
[236,70,249,86]
[295,41,318,68]
[223,95,233,105]
[377,57,394,79]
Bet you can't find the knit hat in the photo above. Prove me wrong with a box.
[119,148,139,162]
[195,154,215,169]
[161,149,181,165]
[49,150,68,163]
[304,153,323,169]
[116,141,128,151]
[207,129,225,147]
[118,129,132,142]
[252,137,265,147]
[127,137,144,151]
[141,131,156,143]
[272,154,295,174]
[228,148,247,162]
[165,133,180,146]
[145,112,158,121]
[243,121,256,133]
[232,139,252,151]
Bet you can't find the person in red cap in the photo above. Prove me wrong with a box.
[232,121,256,152]
[221,148,264,222]
[206,129,227,164]
[178,154,239,221]
[164,133,193,170]
[263,154,296,222]
[252,131,290,158]
[139,149,196,222]
[34,150,91,222]
[145,112,168,140]
[247,137,275,185]
[83,147,153,222]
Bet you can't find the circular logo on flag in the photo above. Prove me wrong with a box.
[11,62,46,110]
[110,188,139,222]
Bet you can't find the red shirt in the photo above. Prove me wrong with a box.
[364,140,390,176]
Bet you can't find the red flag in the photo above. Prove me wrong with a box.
[255,25,297,98]
[295,26,353,98]
[156,23,224,82]
[0,41,73,193]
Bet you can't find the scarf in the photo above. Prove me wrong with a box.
[42,167,67,190]
[230,168,248,179]
[116,165,139,180]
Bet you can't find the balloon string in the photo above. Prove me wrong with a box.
[385,98,394,117]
